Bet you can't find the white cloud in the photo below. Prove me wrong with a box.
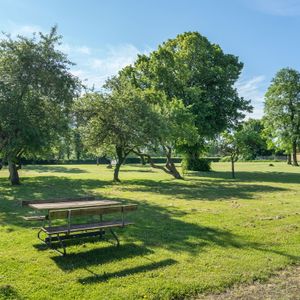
[90,44,141,76]
[3,22,43,38]
[77,46,91,55]
[72,44,146,88]
[245,0,300,16]
[236,75,268,119]
[2,22,144,88]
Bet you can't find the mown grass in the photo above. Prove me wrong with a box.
[0,162,299,299]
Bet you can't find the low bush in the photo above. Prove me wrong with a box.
[182,157,211,172]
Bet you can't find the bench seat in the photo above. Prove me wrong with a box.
[41,220,133,235]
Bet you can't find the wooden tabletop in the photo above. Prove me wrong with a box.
[28,200,121,210]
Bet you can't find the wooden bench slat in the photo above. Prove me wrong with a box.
[21,196,96,207]
[48,204,138,220]
[42,220,134,234]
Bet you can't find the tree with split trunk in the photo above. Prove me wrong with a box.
[132,98,199,180]
[264,68,300,166]
[73,82,164,182]
[0,27,81,184]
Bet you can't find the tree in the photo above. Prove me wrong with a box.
[264,68,300,166]
[0,27,81,184]
[128,32,252,169]
[74,84,164,182]
[219,132,240,179]
[236,119,271,160]
[76,71,198,181]
[132,98,199,179]
[106,70,199,180]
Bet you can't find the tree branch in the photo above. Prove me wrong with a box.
[132,149,172,174]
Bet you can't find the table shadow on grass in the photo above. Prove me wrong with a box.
[52,243,154,271]
[79,258,177,284]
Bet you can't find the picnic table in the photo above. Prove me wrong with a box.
[28,199,120,210]
[22,197,137,255]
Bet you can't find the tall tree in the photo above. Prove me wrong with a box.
[0,27,81,184]
[127,32,252,168]
[264,68,300,166]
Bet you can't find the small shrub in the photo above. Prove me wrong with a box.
[182,157,211,172]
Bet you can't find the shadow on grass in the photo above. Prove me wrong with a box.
[24,165,88,174]
[0,285,23,300]
[1,173,299,282]
[0,173,288,231]
[121,178,287,201]
[79,258,177,284]
[52,243,153,271]
[121,169,155,173]
[187,170,300,184]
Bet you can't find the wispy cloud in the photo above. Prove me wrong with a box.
[236,75,268,118]
[245,0,300,16]
[2,22,43,38]
[70,44,147,88]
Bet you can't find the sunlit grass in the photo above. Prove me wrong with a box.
[0,162,299,299]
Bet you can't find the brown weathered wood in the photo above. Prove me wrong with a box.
[42,220,134,234]
[22,215,46,221]
[48,204,138,220]
[29,200,120,210]
[21,196,96,207]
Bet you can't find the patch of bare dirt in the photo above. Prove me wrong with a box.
[196,265,300,300]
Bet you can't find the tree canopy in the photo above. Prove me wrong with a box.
[117,32,252,169]
[75,73,198,181]
[0,27,81,184]
[264,68,300,166]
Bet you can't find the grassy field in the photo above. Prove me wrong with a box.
[0,162,299,300]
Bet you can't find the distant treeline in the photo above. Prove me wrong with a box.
[18,157,221,165]
[16,156,287,165]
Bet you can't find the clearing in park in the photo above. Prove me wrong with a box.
[0,162,299,299]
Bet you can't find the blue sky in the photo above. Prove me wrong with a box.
[1,0,300,118]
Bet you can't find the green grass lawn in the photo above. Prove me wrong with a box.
[0,162,299,300]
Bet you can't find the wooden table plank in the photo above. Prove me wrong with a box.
[28,200,120,210]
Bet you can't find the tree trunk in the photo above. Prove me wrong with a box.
[132,148,183,179]
[113,146,128,182]
[292,140,299,166]
[8,160,20,185]
[76,151,81,161]
[140,155,146,165]
[113,162,122,182]
[231,156,235,179]
[287,153,292,165]
[165,147,183,180]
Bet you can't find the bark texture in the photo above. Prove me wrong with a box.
[8,160,20,185]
